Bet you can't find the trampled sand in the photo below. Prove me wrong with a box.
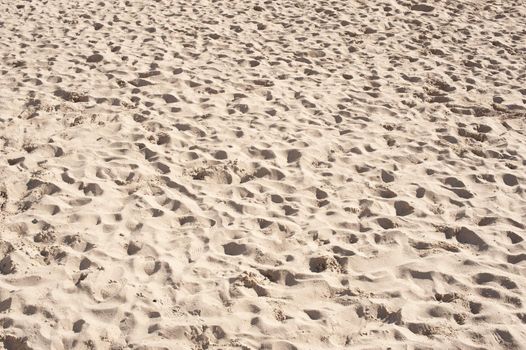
[1,0,525,349]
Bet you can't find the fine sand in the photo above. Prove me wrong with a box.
[1,0,526,349]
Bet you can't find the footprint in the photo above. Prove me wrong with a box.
[258,218,273,229]
[445,187,473,199]
[454,227,487,250]
[86,53,103,63]
[416,187,426,198]
[79,257,91,270]
[23,305,37,315]
[394,201,414,216]
[162,94,178,103]
[127,241,142,255]
[129,78,153,87]
[407,322,440,336]
[0,336,31,349]
[309,256,343,273]
[378,188,397,198]
[507,254,526,264]
[153,162,170,174]
[494,329,516,347]
[478,217,497,226]
[444,177,465,188]
[0,255,16,275]
[213,150,228,160]
[0,297,12,312]
[503,174,518,186]
[271,194,284,203]
[507,231,523,244]
[473,273,517,289]
[381,170,394,183]
[469,302,482,314]
[287,149,302,163]
[223,242,247,256]
[315,188,328,200]
[377,217,395,230]
[73,319,85,333]
[304,309,322,320]
[7,157,24,166]
[81,183,103,196]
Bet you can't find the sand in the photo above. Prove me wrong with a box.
[1,0,526,349]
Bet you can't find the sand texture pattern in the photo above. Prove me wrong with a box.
[1,0,526,349]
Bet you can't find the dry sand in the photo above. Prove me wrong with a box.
[1,0,526,349]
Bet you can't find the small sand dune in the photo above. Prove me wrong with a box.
[1,0,525,349]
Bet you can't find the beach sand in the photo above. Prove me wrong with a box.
[1,0,525,348]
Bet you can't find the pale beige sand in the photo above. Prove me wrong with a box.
[1,0,526,349]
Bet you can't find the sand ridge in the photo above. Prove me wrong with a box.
[0,0,526,349]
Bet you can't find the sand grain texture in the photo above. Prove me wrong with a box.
[1,0,526,349]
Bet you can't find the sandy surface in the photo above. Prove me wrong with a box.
[1,0,526,349]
